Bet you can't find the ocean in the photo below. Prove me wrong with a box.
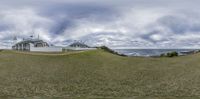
[113,49,199,57]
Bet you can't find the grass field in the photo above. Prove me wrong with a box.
[0,50,200,99]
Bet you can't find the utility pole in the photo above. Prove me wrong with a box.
[38,34,40,40]
[13,35,17,44]
[12,35,17,50]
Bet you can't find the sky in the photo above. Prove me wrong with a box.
[0,0,200,49]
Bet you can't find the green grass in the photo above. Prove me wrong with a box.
[0,50,200,98]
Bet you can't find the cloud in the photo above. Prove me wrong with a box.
[1,0,200,48]
[0,8,53,48]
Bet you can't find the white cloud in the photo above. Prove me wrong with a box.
[0,8,54,43]
[0,0,200,48]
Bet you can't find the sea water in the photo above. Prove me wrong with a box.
[113,49,199,57]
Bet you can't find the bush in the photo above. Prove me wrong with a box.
[167,51,178,57]
[160,51,178,57]
[98,46,127,56]
[99,46,117,53]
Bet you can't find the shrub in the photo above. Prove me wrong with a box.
[98,46,127,56]
[167,51,178,57]
[160,51,178,57]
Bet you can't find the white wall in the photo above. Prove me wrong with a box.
[30,47,62,52]
[65,47,96,51]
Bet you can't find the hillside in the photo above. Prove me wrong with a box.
[0,50,200,99]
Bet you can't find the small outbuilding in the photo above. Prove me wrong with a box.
[69,42,90,48]
[65,41,96,51]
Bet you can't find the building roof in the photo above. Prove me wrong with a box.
[14,39,47,45]
[69,42,90,48]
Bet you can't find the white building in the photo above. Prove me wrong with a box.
[64,41,96,51]
[12,39,62,52]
